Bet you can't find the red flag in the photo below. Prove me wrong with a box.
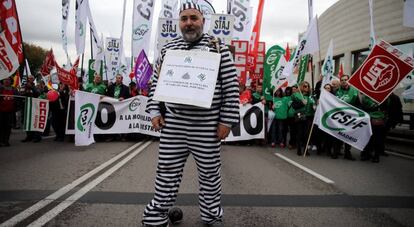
[348,40,414,103]
[338,62,344,79]
[285,43,291,62]
[12,70,20,87]
[0,0,24,64]
[247,0,265,73]
[40,49,55,76]
[55,57,80,90]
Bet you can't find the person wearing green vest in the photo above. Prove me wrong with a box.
[333,75,358,160]
[85,73,107,95]
[271,88,288,148]
[291,81,315,155]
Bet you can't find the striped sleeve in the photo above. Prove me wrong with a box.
[218,44,240,127]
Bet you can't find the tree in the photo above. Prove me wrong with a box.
[23,42,48,75]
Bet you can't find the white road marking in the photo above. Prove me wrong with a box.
[0,141,147,227]
[275,153,335,184]
[27,140,153,227]
[385,150,414,160]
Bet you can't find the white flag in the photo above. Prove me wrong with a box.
[403,0,414,28]
[132,0,156,60]
[93,33,105,73]
[61,0,70,61]
[75,0,88,55]
[75,91,100,146]
[209,14,235,45]
[229,0,253,41]
[301,16,320,55]
[86,0,103,61]
[321,39,334,87]
[368,0,376,49]
[23,98,49,133]
[0,32,19,80]
[314,90,372,151]
[282,16,319,77]
[160,0,179,18]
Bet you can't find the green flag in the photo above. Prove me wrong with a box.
[263,45,285,101]
[88,59,104,83]
[297,55,309,84]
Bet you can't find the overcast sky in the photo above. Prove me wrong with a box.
[16,0,338,65]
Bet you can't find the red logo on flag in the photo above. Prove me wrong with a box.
[349,40,414,103]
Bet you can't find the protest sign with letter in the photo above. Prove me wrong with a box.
[348,40,414,104]
[153,50,221,108]
[314,90,372,150]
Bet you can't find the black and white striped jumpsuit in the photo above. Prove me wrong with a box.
[142,33,240,225]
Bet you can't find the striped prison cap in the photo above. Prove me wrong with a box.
[180,2,203,15]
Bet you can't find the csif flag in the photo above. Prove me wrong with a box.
[314,90,372,150]
[75,90,100,146]
[263,45,284,101]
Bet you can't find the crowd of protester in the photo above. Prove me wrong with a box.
[0,73,148,146]
[0,72,404,163]
[238,75,403,163]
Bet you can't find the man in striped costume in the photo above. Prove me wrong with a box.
[142,3,240,227]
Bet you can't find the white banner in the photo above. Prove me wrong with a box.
[0,32,19,80]
[314,90,372,151]
[132,0,156,60]
[105,37,121,82]
[155,18,181,60]
[209,14,235,45]
[66,96,160,137]
[153,50,221,108]
[75,0,88,55]
[23,98,49,133]
[229,0,252,41]
[225,102,265,142]
[75,91,100,146]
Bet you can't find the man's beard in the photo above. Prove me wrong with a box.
[182,27,203,42]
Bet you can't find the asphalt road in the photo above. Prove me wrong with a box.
[0,130,413,226]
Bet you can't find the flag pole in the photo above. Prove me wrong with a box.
[303,121,315,157]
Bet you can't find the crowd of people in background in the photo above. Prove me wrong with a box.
[0,72,404,163]
[0,73,149,147]
[238,75,403,163]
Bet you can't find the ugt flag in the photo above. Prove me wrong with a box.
[23,98,49,132]
[314,90,372,151]
[75,90,100,146]
[348,40,414,104]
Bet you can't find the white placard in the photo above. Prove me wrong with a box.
[153,50,221,108]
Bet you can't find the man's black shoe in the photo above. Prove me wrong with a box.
[21,138,32,142]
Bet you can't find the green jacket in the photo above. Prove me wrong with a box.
[286,96,295,118]
[292,92,315,116]
[85,83,107,95]
[336,86,358,104]
[273,96,288,120]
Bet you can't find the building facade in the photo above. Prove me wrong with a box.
[315,0,414,112]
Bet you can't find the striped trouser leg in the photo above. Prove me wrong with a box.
[188,120,223,224]
[142,115,190,226]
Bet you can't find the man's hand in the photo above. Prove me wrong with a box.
[217,124,231,140]
[151,116,165,132]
